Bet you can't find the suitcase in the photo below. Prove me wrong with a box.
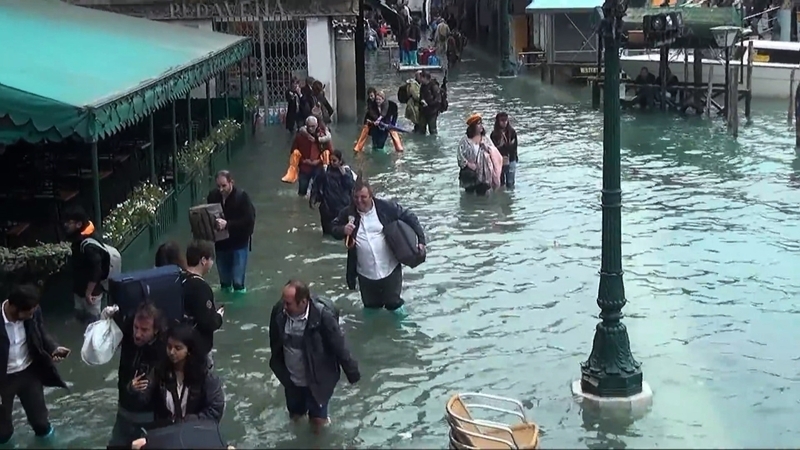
[142,420,227,449]
[189,203,229,242]
[383,220,426,268]
[108,265,185,322]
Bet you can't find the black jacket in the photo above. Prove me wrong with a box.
[0,308,67,389]
[330,199,426,289]
[70,227,108,296]
[181,273,223,357]
[490,126,519,163]
[152,368,225,427]
[364,99,378,124]
[206,186,256,252]
[419,81,441,118]
[311,166,355,217]
[113,312,167,413]
[269,298,360,405]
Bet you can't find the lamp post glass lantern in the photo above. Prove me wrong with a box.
[575,0,646,401]
[711,26,741,49]
[711,26,741,114]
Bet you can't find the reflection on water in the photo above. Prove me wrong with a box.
[18,50,800,449]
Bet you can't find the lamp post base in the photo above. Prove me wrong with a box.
[571,379,653,420]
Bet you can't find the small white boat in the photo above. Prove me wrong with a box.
[619,39,800,99]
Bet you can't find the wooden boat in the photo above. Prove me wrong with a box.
[446,393,540,449]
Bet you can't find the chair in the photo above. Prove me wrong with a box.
[445,393,540,449]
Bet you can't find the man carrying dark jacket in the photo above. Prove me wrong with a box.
[0,284,69,445]
[207,170,256,294]
[330,178,426,315]
[63,205,109,324]
[269,280,360,433]
[102,302,167,449]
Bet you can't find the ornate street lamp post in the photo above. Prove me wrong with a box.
[573,0,651,406]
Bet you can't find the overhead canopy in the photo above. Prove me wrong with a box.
[0,0,251,145]
[526,0,603,14]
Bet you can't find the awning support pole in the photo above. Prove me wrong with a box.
[206,81,213,133]
[240,60,246,122]
[258,13,269,111]
[148,114,156,183]
[224,70,231,161]
[90,141,102,233]
[187,92,193,144]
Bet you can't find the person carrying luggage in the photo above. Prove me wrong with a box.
[330,178,426,316]
[206,170,256,294]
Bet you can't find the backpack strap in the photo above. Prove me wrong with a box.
[80,237,104,252]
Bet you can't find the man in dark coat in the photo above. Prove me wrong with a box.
[206,170,256,294]
[0,284,69,445]
[330,178,426,315]
[269,280,360,432]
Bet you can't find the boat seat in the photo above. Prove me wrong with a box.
[446,393,540,449]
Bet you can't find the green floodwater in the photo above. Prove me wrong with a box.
[14,48,800,449]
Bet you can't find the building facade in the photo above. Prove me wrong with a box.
[67,0,361,121]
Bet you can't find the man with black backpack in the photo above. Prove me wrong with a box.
[417,71,442,135]
[182,240,224,365]
[63,206,121,325]
[269,280,360,433]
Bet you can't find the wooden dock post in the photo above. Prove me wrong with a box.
[728,65,739,138]
[659,46,668,111]
[795,83,800,148]
[693,48,704,109]
[789,68,796,126]
[705,65,714,117]
[745,40,753,121]
[592,78,601,109]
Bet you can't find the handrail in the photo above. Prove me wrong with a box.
[464,403,526,422]
[450,425,517,449]
[457,393,528,415]
[742,5,780,23]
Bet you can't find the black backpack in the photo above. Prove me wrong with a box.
[439,78,449,113]
[313,296,341,322]
[397,83,411,104]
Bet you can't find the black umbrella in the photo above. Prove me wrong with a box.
[366,0,402,36]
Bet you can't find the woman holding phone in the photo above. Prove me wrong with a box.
[151,324,225,428]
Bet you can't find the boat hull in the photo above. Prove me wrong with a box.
[620,53,797,99]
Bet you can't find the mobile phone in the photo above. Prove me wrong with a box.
[56,348,71,358]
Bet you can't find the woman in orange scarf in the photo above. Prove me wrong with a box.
[456,114,503,195]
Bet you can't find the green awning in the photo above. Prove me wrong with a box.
[0,0,251,145]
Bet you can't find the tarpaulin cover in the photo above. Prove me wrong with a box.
[0,0,251,144]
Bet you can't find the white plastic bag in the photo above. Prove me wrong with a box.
[81,318,123,366]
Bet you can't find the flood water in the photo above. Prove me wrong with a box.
[16,48,800,449]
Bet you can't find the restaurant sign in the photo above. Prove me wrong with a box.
[72,0,357,20]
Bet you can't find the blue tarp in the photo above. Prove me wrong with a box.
[525,0,603,13]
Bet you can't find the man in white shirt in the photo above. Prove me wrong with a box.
[0,284,70,445]
[331,179,426,315]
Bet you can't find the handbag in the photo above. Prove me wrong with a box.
[458,165,479,184]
